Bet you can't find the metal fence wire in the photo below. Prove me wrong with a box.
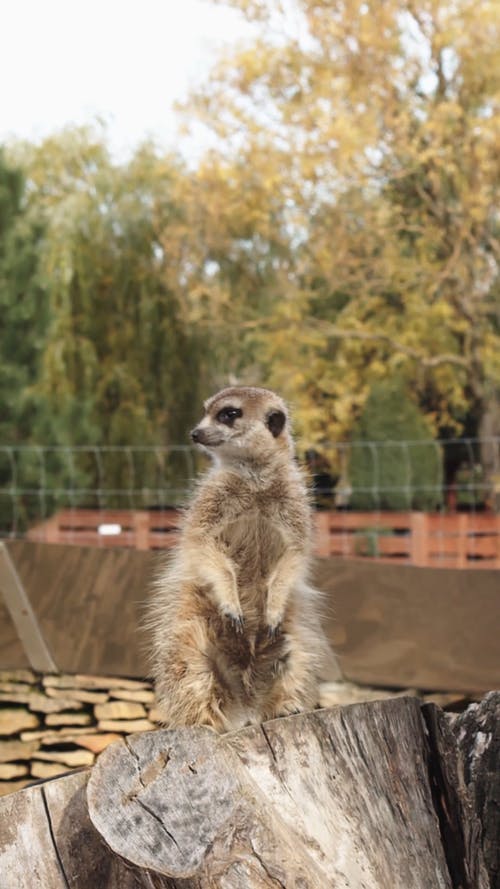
[1,438,499,541]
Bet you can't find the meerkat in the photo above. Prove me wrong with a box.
[148,386,329,732]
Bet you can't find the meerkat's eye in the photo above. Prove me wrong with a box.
[216,406,243,426]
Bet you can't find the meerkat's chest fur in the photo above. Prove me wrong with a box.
[215,502,288,587]
[187,466,310,605]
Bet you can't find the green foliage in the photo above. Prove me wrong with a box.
[349,379,443,511]
[2,131,210,514]
[2,0,500,527]
[0,150,48,442]
[0,151,52,532]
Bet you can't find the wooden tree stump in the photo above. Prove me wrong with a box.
[0,694,498,888]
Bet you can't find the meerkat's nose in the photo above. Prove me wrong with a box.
[190,428,201,443]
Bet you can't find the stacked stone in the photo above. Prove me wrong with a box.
[1,670,470,797]
[0,670,159,797]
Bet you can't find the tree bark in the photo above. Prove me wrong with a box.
[452,693,500,889]
[0,694,497,889]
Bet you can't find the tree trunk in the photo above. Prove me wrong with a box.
[0,694,498,888]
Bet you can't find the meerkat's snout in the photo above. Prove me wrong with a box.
[190,426,210,445]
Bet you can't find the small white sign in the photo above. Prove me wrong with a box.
[98,523,122,536]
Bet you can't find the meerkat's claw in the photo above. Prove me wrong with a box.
[227,613,245,634]
[266,622,282,641]
[277,707,301,718]
[233,615,245,634]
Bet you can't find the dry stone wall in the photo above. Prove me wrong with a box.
[0,670,159,796]
[0,669,471,798]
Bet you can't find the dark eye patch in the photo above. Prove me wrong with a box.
[216,406,243,426]
[266,409,286,438]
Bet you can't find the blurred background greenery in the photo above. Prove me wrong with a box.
[1,0,499,525]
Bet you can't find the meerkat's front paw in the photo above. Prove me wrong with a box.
[276,704,302,718]
[220,605,245,634]
[266,621,282,641]
[265,608,284,641]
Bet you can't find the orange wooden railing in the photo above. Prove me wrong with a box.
[314,511,500,568]
[26,508,500,568]
[26,509,179,551]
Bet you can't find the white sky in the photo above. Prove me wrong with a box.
[0,0,253,157]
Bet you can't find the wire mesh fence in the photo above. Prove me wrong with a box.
[1,439,499,566]
[0,445,198,536]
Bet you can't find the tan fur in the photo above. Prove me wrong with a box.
[147,386,329,732]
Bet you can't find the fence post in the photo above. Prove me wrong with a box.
[134,511,150,551]
[314,512,331,558]
[410,512,428,566]
[496,515,500,569]
[457,514,468,569]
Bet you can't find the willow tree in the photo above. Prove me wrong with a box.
[8,129,208,507]
[184,0,500,458]
[0,150,49,532]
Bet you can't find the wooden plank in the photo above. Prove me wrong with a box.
[0,543,57,672]
[148,535,180,549]
[426,555,467,567]
[466,513,500,533]
[48,531,135,547]
[4,541,154,677]
[133,511,150,551]
[313,512,331,557]
[465,537,499,557]
[316,558,500,692]
[148,510,180,529]
[328,534,357,556]
[376,536,411,556]
[427,514,464,533]
[427,547,463,556]
[0,595,31,670]
[56,509,137,528]
[325,511,412,530]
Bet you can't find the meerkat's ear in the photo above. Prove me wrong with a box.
[266,409,286,438]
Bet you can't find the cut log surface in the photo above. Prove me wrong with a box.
[1,695,497,889]
[87,697,452,888]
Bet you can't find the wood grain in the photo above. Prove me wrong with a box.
[0,770,146,889]
[317,557,500,692]
[87,697,453,888]
[4,540,154,677]
[453,692,500,889]
[1,696,497,888]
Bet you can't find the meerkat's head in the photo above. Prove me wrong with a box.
[190,386,293,467]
